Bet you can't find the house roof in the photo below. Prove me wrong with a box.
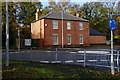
[90,28,105,36]
[32,12,89,23]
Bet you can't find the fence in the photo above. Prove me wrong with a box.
[2,48,120,73]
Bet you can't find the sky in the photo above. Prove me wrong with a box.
[41,2,86,8]
[40,0,119,8]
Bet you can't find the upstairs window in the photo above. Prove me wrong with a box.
[79,22,83,30]
[53,20,58,29]
[67,21,71,30]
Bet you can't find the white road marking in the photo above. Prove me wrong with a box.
[3,52,20,54]
[114,59,120,61]
[15,52,20,53]
[78,51,110,54]
[76,60,84,62]
[45,51,52,52]
[51,61,56,63]
[70,52,77,54]
[65,60,73,63]
[88,60,97,62]
[51,61,61,63]
[56,61,61,63]
[40,61,49,63]
[100,60,109,62]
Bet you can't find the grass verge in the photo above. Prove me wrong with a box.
[2,61,120,79]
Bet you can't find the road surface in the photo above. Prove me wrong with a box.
[2,48,120,69]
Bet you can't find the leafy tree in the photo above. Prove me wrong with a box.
[16,2,42,26]
[2,2,18,48]
[83,2,117,39]
[42,0,71,16]
[15,2,42,41]
[67,3,83,17]
[116,1,120,36]
[20,25,31,39]
[2,2,43,48]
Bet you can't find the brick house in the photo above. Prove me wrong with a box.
[31,9,106,48]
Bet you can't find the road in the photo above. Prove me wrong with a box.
[2,48,120,69]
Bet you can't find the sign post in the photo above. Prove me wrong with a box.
[109,18,117,75]
[25,39,32,61]
[18,27,20,51]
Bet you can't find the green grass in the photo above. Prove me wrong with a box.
[2,61,120,79]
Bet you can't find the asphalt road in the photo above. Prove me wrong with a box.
[2,48,120,69]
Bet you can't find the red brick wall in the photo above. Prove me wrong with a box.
[90,36,106,44]
[44,19,90,47]
[31,19,106,48]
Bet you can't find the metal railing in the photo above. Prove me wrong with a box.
[2,48,120,73]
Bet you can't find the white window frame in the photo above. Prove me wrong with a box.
[53,34,58,45]
[67,21,71,30]
[79,22,83,30]
[79,35,83,44]
[67,34,71,45]
[53,20,58,29]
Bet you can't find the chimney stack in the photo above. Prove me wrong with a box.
[35,8,41,20]
[76,13,79,17]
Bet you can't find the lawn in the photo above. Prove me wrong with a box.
[2,61,120,79]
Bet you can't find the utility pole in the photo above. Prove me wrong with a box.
[6,0,9,66]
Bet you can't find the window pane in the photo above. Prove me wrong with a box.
[67,22,71,30]
[53,20,58,29]
[79,22,83,30]
[53,35,58,45]
[67,35,71,44]
[80,35,83,44]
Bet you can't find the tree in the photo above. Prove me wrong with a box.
[67,3,83,17]
[42,0,72,16]
[82,2,117,39]
[114,1,120,42]
[38,1,119,40]
[15,2,42,43]
[2,2,43,48]
[16,2,42,26]
[2,2,18,48]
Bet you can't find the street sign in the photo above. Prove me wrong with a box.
[25,39,31,46]
[109,18,117,31]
